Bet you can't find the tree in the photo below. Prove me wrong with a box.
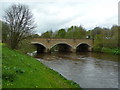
[4,4,36,49]
[55,29,66,38]
[74,25,86,39]
[66,25,86,39]
[41,31,53,38]
[110,25,119,48]
[91,27,103,38]
[1,20,9,43]
[65,26,74,38]
[30,34,40,38]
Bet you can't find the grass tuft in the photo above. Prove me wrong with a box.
[2,46,81,88]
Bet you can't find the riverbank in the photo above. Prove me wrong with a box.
[93,47,120,55]
[2,45,81,88]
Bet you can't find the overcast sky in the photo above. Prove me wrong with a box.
[0,0,119,35]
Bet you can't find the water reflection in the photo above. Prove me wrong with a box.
[35,52,118,88]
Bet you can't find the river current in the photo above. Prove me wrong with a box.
[35,52,119,88]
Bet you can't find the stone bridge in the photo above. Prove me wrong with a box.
[31,38,93,53]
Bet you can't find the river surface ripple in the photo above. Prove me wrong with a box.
[35,52,119,88]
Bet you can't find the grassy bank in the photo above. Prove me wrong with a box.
[2,46,81,88]
[93,47,120,55]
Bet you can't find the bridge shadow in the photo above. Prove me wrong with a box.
[50,43,72,53]
[76,43,90,52]
[33,43,46,53]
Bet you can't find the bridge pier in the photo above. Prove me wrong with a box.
[88,47,93,51]
[71,48,76,53]
[47,48,51,53]
[44,48,51,53]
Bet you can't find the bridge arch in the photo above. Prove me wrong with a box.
[32,43,47,53]
[50,42,73,52]
[76,43,91,52]
[31,38,93,53]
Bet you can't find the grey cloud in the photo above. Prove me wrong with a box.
[0,0,119,35]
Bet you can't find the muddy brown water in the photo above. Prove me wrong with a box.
[35,52,119,88]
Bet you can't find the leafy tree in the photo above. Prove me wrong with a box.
[76,25,86,39]
[41,31,53,38]
[65,26,74,38]
[86,30,92,39]
[66,25,86,39]
[4,4,36,49]
[31,34,40,38]
[91,27,103,39]
[55,29,66,38]
[110,25,119,48]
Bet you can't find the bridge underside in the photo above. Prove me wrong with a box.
[33,44,46,53]
[50,43,72,53]
[76,43,90,52]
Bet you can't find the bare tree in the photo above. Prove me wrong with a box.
[4,4,36,49]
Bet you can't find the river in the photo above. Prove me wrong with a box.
[34,52,119,88]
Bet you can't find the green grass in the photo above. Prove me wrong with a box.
[101,47,120,55]
[93,47,120,55]
[2,46,81,88]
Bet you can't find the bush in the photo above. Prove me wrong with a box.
[93,46,102,52]
[17,39,36,54]
[101,47,120,55]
